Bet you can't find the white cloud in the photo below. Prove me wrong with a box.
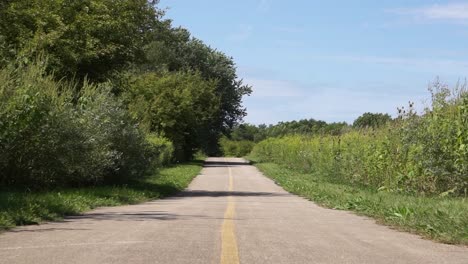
[242,72,432,125]
[244,85,428,125]
[391,3,468,22]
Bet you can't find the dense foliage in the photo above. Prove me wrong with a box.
[219,137,255,157]
[0,0,160,80]
[0,0,250,188]
[0,61,154,187]
[142,26,252,155]
[353,112,392,129]
[251,83,468,196]
[125,71,219,160]
[221,118,352,157]
[222,114,378,157]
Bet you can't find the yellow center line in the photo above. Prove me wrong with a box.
[221,161,240,264]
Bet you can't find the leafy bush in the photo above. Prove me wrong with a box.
[251,81,468,196]
[0,60,154,188]
[146,134,174,167]
[220,137,255,157]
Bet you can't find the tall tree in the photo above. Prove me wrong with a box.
[0,0,161,80]
[125,71,220,160]
[142,26,252,154]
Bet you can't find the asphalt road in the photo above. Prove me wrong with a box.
[0,157,467,264]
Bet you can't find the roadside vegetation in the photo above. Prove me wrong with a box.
[0,0,249,227]
[0,162,202,230]
[250,162,467,244]
[247,81,468,244]
[219,119,350,157]
[0,0,250,187]
[219,136,255,157]
[251,82,467,195]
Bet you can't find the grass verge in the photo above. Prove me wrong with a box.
[0,161,203,230]
[250,160,468,245]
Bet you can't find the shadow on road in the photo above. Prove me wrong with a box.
[203,160,250,168]
[64,210,255,222]
[175,190,288,198]
[9,227,90,233]
[58,191,289,223]
[65,211,183,222]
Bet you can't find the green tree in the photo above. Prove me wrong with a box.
[0,0,160,80]
[125,71,220,160]
[353,112,392,129]
[231,124,259,141]
[142,27,252,154]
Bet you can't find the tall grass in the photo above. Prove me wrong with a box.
[252,81,468,196]
[252,162,468,244]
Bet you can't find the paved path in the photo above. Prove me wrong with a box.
[0,157,467,264]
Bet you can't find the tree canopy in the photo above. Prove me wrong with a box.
[125,71,220,160]
[0,0,252,189]
[0,0,161,80]
[353,112,392,129]
[141,26,252,154]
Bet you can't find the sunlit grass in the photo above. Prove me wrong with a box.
[0,161,203,230]
[250,160,468,245]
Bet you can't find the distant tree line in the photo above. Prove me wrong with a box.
[226,113,392,143]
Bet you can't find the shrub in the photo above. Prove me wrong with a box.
[0,59,153,188]
[219,137,255,157]
[146,134,174,167]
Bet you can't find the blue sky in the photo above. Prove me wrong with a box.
[159,0,468,124]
